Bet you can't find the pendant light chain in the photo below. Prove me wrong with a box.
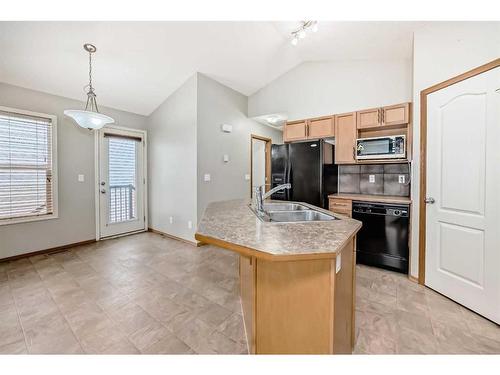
[84,45,99,113]
[88,49,93,91]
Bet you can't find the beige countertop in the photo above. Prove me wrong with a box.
[329,193,411,205]
[195,199,362,261]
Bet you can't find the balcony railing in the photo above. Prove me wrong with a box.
[109,184,135,223]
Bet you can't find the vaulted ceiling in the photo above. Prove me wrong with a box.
[0,21,423,115]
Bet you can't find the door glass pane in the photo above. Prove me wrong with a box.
[108,137,137,223]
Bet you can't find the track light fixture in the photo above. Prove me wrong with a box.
[290,21,318,46]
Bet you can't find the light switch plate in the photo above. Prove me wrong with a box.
[244,174,250,181]
[78,174,85,182]
[169,216,173,224]
[188,221,193,229]
[204,174,211,182]
[398,175,405,184]
[223,154,229,162]
[369,175,375,183]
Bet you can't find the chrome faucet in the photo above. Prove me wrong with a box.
[254,183,291,215]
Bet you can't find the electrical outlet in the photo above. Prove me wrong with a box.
[169,216,173,224]
[369,175,375,183]
[244,174,250,181]
[398,175,405,184]
[188,221,193,229]
[204,174,211,182]
[77,174,85,182]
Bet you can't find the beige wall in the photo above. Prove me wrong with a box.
[146,75,198,242]
[6,22,498,261]
[0,83,147,259]
[0,74,283,255]
[248,59,413,121]
[196,74,283,220]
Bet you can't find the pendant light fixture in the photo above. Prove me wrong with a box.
[64,44,114,130]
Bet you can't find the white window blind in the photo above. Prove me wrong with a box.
[107,136,137,223]
[0,109,55,223]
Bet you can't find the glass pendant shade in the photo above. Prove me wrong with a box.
[64,43,114,130]
[64,109,114,129]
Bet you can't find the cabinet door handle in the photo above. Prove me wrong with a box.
[353,146,356,160]
[381,109,385,124]
[377,109,380,124]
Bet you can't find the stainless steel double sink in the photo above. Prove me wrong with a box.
[250,202,338,223]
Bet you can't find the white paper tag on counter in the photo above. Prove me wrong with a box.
[336,254,341,274]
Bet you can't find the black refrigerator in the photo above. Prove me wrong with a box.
[270,140,338,209]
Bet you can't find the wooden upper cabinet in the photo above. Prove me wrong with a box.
[308,117,334,139]
[334,112,357,164]
[356,108,380,129]
[381,103,409,126]
[283,120,307,142]
[357,103,410,129]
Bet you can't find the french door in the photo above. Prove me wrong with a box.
[425,67,500,323]
[97,127,146,239]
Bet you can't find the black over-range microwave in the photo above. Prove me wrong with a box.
[356,135,406,160]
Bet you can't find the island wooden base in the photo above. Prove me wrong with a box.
[239,239,356,354]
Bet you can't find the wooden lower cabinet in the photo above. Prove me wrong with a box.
[329,198,353,218]
[239,255,256,354]
[239,240,356,354]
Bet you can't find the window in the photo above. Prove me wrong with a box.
[0,106,57,225]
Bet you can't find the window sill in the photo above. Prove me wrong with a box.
[0,213,59,226]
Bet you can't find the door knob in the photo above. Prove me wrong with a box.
[100,181,106,186]
[100,189,106,194]
[425,197,435,204]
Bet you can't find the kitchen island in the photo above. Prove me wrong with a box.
[195,199,362,354]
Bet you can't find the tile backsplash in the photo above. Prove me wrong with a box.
[339,163,410,196]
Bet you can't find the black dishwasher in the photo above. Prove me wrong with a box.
[352,202,410,274]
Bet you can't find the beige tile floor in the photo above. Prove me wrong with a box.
[355,265,500,354]
[0,231,499,354]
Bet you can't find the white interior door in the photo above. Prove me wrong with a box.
[425,67,500,323]
[251,138,267,198]
[98,127,146,238]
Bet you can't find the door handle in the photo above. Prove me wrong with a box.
[100,181,106,186]
[425,197,435,204]
[100,189,106,194]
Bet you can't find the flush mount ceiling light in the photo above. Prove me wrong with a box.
[290,21,318,46]
[64,44,114,130]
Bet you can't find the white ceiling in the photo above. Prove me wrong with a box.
[0,22,423,115]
